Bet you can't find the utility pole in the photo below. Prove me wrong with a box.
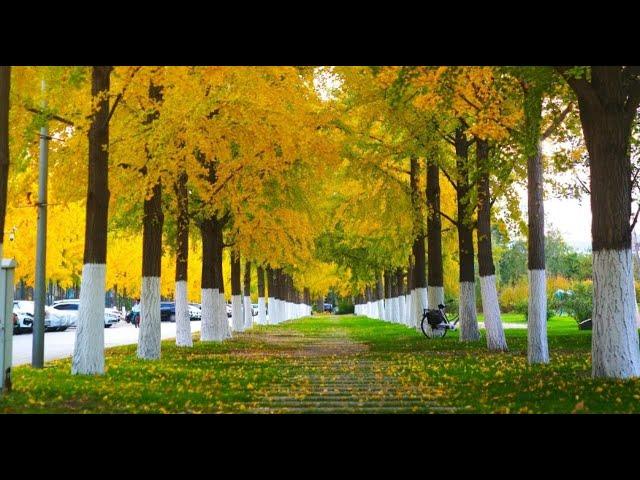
[32,79,48,368]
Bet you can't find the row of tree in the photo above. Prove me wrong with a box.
[342,66,640,378]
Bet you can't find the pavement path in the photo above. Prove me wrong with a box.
[11,320,202,366]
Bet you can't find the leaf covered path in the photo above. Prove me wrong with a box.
[3,315,640,413]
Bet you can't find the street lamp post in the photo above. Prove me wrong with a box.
[32,80,48,369]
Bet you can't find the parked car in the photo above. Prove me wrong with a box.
[188,303,201,321]
[226,303,232,317]
[14,300,69,331]
[126,302,176,323]
[51,299,119,328]
[323,303,333,313]
[13,301,34,333]
[160,302,176,322]
[251,304,259,316]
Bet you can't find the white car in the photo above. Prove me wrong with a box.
[188,303,201,321]
[13,301,34,333]
[51,299,120,328]
[13,300,69,332]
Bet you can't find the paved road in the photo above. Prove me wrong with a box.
[12,320,202,366]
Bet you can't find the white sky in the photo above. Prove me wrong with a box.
[517,186,592,252]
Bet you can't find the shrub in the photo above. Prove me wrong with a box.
[513,298,552,322]
[336,299,354,315]
[563,281,593,323]
[499,279,528,312]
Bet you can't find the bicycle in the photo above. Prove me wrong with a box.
[420,303,459,339]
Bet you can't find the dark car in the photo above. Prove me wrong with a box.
[126,302,176,323]
[323,303,333,313]
[160,302,176,322]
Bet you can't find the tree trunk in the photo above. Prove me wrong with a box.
[72,66,112,375]
[569,67,640,378]
[243,259,253,329]
[427,158,445,308]
[0,66,10,260]
[257,265,266,324]
[231,251,243,331]
[267,266,275,323]
[476,139,508,352]
[527,137,548,363]
[214,219,230,338]
[174,170,191,347]
[454,127,480,342]
[410,157,427,329]
[136,81,165,360]
[138,179,164,360]
[199,219,217,341]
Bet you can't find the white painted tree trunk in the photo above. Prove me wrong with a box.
[175,280,192,347]
[377,299,384,321]
[138,276,161,360]
[403,295,410,326]
[232,295,244,331]
[408,290,416,327]
[428,286,444,310]
[200,288,217,341]
[479,275,508,351]
[258,297,266,325]
[413,287,427,331]
[267,297,275,324]
[72,263,106,375]
[592,249,640,378]
[394,296,401,323]
[219,292,231,339]
[527,269,548,363]
[243,295,253,329]
[458,281,480,341]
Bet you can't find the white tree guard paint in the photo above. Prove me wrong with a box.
[219,293,231,339]
[592,249,640,378]
[413,287,427,330]
[394,296,402,323]
[527,269,548,364]
[377,299,385,321]
[200,288,217,341]
[258,297,267,325]
[138,276,162,360]
[232,295,244,331]
[428,286,444,310]
[408,290,416,327]
[72,263,106,375]
[267,297,275,324]
[243,295,253,329]
[480,275,508,351]
[458,281,480,342]
[403,295,410,326]
[175,280,192,347]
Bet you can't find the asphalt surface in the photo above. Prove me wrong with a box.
[11,320,202,366]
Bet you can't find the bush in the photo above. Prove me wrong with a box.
[563,281,593,323]
[499,279,528,312]
[513,298,553,322]
[336,299,354,315]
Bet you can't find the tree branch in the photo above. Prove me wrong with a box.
[631,203,640,232]
[26,107,75,126]
[440,166,457,190]
[437,209,458,227]
[542,102,574,140]
[555,66,601,110]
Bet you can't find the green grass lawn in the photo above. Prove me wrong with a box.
[1,314,639,413]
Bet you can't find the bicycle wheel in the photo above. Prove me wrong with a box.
[420,316,432,338]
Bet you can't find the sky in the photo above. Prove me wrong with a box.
[518,188,592,252]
